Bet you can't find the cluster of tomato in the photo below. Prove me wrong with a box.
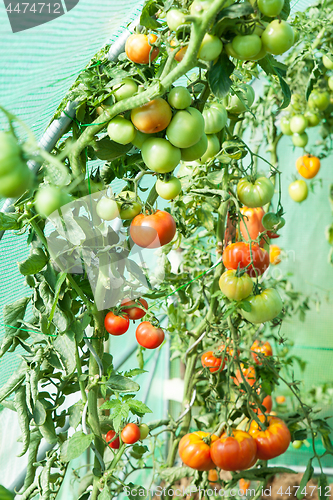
[104,298,165,349]
[106,422,150,449]
[0,131,33,199]
[288,153,321,203]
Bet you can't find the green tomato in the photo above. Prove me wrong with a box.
[167,107,205,148]
[322,54,333,70]
[139,423,150,440]
[280,116,292,135]
[290,114,308,134]
[328,76,333,92]
[288,180,308,202]
[141,138,181,173]
[241,288,283,324]
[156,176,182,200]
[247,45,267,61]
[181,134,208,162]
[292,132,308,148]
[132,130,149,149]
[198,34,223,61]
[292,440,303,449]
[117,191,142,220]
[168,86,192,110]
[0,131,22,176]
[198,134,220,164]
[219,269,253,301]
[304,110,321,127]
[237,176,275,208]
[113,78,138,101]
[262,212,285,231]
[257,0,284,16]
[166,8,186,31]
[232,34,262,60]
[227,84,255,114]
[308,90,330,111]
[225,42,240,59]
[107,116,136,145]
[203,103,228,134]
[0,163,33,199]
[96,197,120,221]
[261,20,294,56]
[35,186,72,217]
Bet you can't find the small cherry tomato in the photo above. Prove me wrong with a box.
[270,244,281,265]
[106,430,120,449]
[121,423,141,444]
[139,423,150,440]
[104,312,130,336]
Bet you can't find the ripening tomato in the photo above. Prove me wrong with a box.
[107,116,136,145]
[136,321,165,349]
[121,298,148,320]
[141,138,181,173]
[198,34,223,61]
[237,177,275,208]
[219,342,240,360]
[240,288,283,324]
[178,431,218,471]
[308,90,330,111]
[131,98,172,134]
[292,132,308,148]
[156,176,182,200]
[232,34,262,60]
[139,423,150,440]
[104,312,130,336]
[130,210,176,248]
[251,340,273,365]
[121,423,141,444]
[239,479,251,494]
[258,0,284,16]
[239,207,265,242]
[167,107,205,148]
[208,469,220,486]
[96,197,120,221]
[290,115,308,134]
[270,244,281,265]
[201,349,226,373]
[288,180,308,202]
[106,430,120,449]
[210,430,257,471]
[261,20,294,55]
[262,394,273,414]
[276,395,286,404]
[223,242,270,278]
[203,103,228,135]
[198,134,220,164]
[170,40,188,62]
[113,78,138,101]
[280,116,292,135]
[117,191,142,220]
[296,154,320,179]
[181,134,208,162]
[249,415,291,460]
[35,187,72,218]
[233,364,256,388]
[125,33,159,64]
[168,86,192,109]
[219,270,253,301]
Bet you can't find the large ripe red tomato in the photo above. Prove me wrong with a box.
[121,298,148,320]
[240,207,265,242]
[131,98,172,134]
[106,430,120,449]
[121,423,141,444]
[251,340,273,365]
[178,431,218,471]
[130,210,176,248]
[249,416,291,460]
[201,349,226,373]
[104,312,130,336]
[125,33,159,64]
[210,430,257,471]
[222,242,270,278]
[136,321,165,349]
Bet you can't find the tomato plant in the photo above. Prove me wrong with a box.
[210,430,257,471]
[104,312,130,335]
[135,321,165,349]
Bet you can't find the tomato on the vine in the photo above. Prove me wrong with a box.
[130,210,176,248]
[261,20,294,55]
[322,54,333,70]
[121,298,148,320]
[280,116,292,135]
[201,349,226,373]
[202,103,228,135]
[35,187,72,218]
[168,86,192,109]
[227,84,255,114]
[131,98,172,134]
[167,107,205,148]
[121,423,141,444]
[104,312,130,336]
[304,110,321,127]
[107,116,136,145]
[308,90,330,111]
[166,9,186,31]
[258,0,284,17]
[270,244,281,265]
[239,479,251,493]
[141,138,181,173]
[136,321,165,349]
[296,154,320,179]
[251,340,273,365]
[155,176,182,200]
[178,431,218,471]
[219,270,253,301]
[223,242,270,278]
[276,395,286,404]
[288,180,308,202]
[181,134,208,162]
[106,430,120,449]
[139,423,150,440]
[113,78,138,101]
[233,364,256,388]
[262,212,285,232]
[237,176,275,208]
[210,430,257,471]
[240,288,283,324]
[292,132,308,148]
[117,191,142,220]
[232,34,262,60]
[239,207,265,242]
[125,33,159,64]
[249,416,291,460]
[198,134,220,164]
[290,115,308,134]
[96,197,119,221]
[198,34,223,61]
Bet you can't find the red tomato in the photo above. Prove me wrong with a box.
[106,430,120,449]
[104,312,129,336]
[125,33,159,64]
[240,207,265,243]
[201,349,226,373]
[249,415,291,460]
[121,423,141,444]
[130,210,176,248]
[178,431,218,471]
[136,321,165,349]
[131,98,172,134]
[251,340,273,365]
[233,364,256,388]
[121,298,148,320]
[210,430,257,471]
[251,391,273,415]
[223,242,269,278]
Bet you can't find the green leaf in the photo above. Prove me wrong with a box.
[305,62,321,101]
[280,0,290,20]
[125,483,148,500]
[275,68,291,109]
[297,460,314,499]
[130,444,149,459]
[0,212,21,231]
[140,0,160,29]
[0,485,14,500]
[197,207,215,232]
[0,297,30,357]
[99,486,112,500]
[54,333,76,376]
[318,473,329,500]
[258,56,291,109]
[325,224,333,246]
[128,400,153,417]
[208,53,235,99]
[100,399,122,411]
[39,412,57,444]
[216,2,254,21]
[18,249,48,276]
[126,260,150,288]
[238,300,251,312]
[33,400,47,426]
[93,137,131,160]
[106,374,140,393]
[113,403,130,432]
[124,368,147,377]
[261,380,272,396]
[160,466,193,483]
[207,170,224,185]
[60,432,94,462]
[14,386,30,457]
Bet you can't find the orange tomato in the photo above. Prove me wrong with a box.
[296,154,320,179]
[170,40,188,61]
[201,348,226,373]
[240,207,265,242]
[210,430,257,471]
[131,98,172,134]
[251,340,273,365]
[270,244,281,265]
[178,431,218,470]
[125,33,159,64]
[208,469,220,486]
[234,364,256,387]
[261,394,273,414]
[249,415,291,460]
[276,395,286,404]
[239,478,251,493]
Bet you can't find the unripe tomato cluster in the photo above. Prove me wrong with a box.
[0,131,33,199]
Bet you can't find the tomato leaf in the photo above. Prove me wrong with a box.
[60,432,94,462]
[0,485,14,500]
[125,483,147,500]
[280,0,291,20]
[99,486,112,500]
[0,296,30,357]
[297,459,314,499]
[216,2,254,21]
[197,207,215,231]
[318,473,329,500]
[305,61,321,101]
[124,368,147,377]
[18,249,48,276]
[93,137,131,161]
[48,272,67,326]
[33,400,47,426]
[208,53,235,99]
[105,374,140,393]
[258,56,291,109]
[53,333,76,376]
[128,400,153,417]
[0,212,21,230]
[140,0,160,29]
[160,466,193,482]
[238,300,251,312]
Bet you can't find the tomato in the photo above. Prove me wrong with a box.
[0,165,33,199]
[258,0,284,16]
[308,90,330,111]
[131,98,172,134]
[233,364,256,388]
[198,34,223,61]
[288,180,308,202]
[232,34,262,60]
[107,116,136,145]
[96,197,120,221]
[132,130,149,149]
[141,138,181,173]
[240,288,283,324]
[237,176,274,208]
[292,440,303,449]
[0,131,22,174]
[156,176,182,200]
[121,298,148,320]
[35,186,72,218]
[208,469,220,486]
[210,430,257,471]
[219,270,253,301]
[292,132,308,148]
[117,191,142,220]
[198,134,220,164]
[121,423,141,444]
[136,321,165,349]
[270,244,281,265]
[225,42,240,59]
[219,342,240,360]
[139,423,150,440]
[223,242,270,278]
[280,116,292,135]
[178,431,218,471]
[328,76,333,92]
[249,415,291,460]
[322,54,333,70]
[290,115,308,134]
[227,84,255,114]
[251,340,273,365]
[304,110,321,127]
[166,9,186,31]
[261,20,294,55]
[106,430,120,449]
[130,210,176,248]
[181,134,208,162]
[262,212,285,232]
[170,41,188,62]
[276,395,286,404]
[239,207,265,242]
[113,78,138,101]
[125,33,159,64]
[262,394,273,414]
[239,479,251,493]
[167,107,205,148]
[104,312,130,336]
[203,103,228,134]
[296,154,320,179]
[201,349,226,373]
[168,86,192,109]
